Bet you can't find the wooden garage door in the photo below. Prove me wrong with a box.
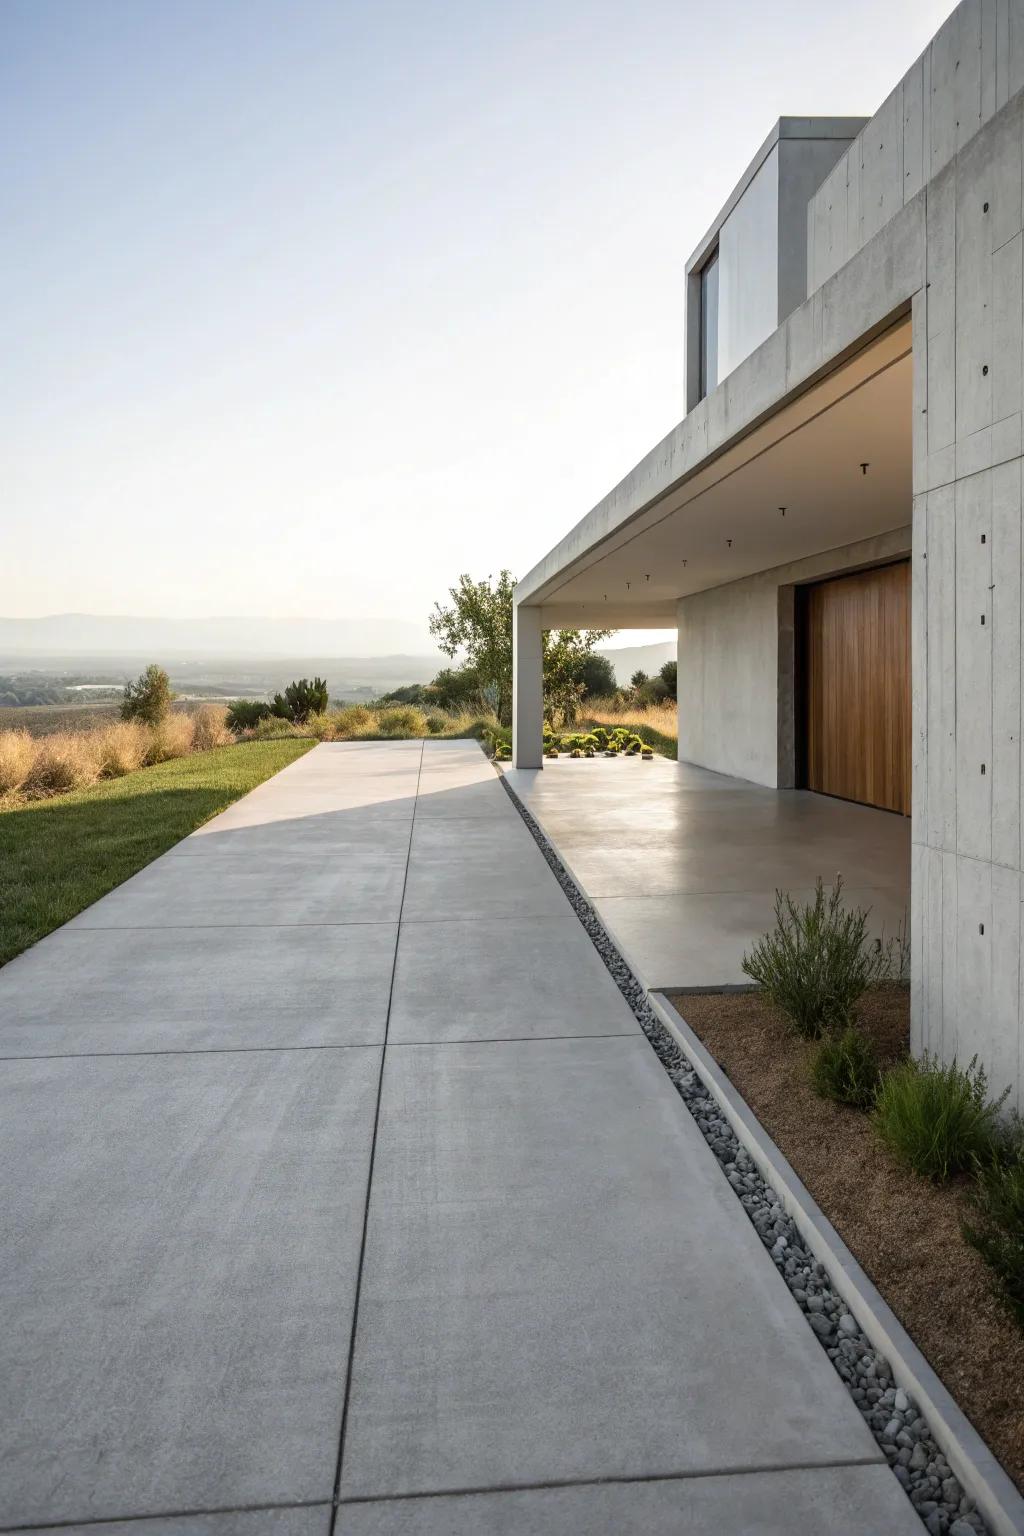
[802,561,911,815]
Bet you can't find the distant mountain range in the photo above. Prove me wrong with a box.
[0,614,673,691]
[0,613,435,658]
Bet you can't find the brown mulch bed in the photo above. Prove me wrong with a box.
[667,985,1024,1494]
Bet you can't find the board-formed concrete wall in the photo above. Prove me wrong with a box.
[675,528,912,789]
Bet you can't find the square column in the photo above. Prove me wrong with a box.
[512,602,544,768]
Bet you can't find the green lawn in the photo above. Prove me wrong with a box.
[0,738,314,967]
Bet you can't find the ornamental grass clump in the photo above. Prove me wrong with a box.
[0,729,36,796]
[963,1121,1024,1325]
[376,705,428,738]
[811,1026,881,1110]
[873,1053,1009,1182]
[742,877,892,1038]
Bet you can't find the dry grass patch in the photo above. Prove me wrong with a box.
[668,986,1024,1493]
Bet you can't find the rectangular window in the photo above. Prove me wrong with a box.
[699,248,719,401]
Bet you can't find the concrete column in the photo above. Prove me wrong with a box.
[676,609,684,759]
[512,602,544,768]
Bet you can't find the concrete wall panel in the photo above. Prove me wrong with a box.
[990,862,1023,1108]
[925,485,957,851]
[954,473,993,863]
[992,459,1023,869]
[861,86,904,247]
[903,58,927,205]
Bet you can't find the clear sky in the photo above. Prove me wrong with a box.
[3,0,951,649]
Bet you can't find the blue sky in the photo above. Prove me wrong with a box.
[3,0,951,648]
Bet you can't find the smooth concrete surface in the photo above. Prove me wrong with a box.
[32,1510,334,1536]
[502,756,910,990]
[340,1032,882,1499]
[0,922,397,1055]
[389,913,637,1042]
[1,1049,380,1526]
[1,742,914,1532]
[337,1465,922,1535]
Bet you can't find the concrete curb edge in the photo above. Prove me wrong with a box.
[648,990,1024,1536]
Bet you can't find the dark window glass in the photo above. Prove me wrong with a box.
[699,249,719,400]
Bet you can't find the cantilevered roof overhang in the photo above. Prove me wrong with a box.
[518,317,912,629]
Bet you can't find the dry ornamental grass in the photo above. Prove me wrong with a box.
[0,706,234,805]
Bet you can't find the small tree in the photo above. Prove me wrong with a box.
[659,660,677,699]
[579,652,616,698]
[430,572,517,724]
[271,677,329,723]
[430,570,613,726]
[630,669,649,690]
[543,629,613,725]
[121,664,174,725]
[429,665,484,711]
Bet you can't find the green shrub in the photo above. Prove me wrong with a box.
[121,664,175,726]
[741,877,893,1039]
[963,1121,1024,1325]
[226,698,272,733]
[874,1053,1009,1181]
[271,676,329,723]
[375,705,428,738]
[811,1027,881,1109]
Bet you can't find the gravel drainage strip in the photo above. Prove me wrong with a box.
[497,768,996,1536]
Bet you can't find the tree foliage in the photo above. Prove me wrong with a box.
[271,676,329,723]
[429,571,613,725]
[121,664,175,726]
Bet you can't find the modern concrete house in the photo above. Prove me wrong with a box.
[512,0,1024,1103]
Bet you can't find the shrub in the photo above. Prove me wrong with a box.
[93,720,149,778]
[963,1121,1024,1325]
[425,712,449,734]
[302,712,336,742]
[811,1027,881,1109]
[250,714,303,740]
[226,698,272,733]
[271,676,329,723]
[144,713,195,764]
[121,664,174,725]
[659,659,677,699]
[330,705,375,738]
[874,1053,1009,1181]
[191,705,231,752]
[375,705,427,738]
[0,729,36,795]
[24,731,99,794]
[741,877,893,1039]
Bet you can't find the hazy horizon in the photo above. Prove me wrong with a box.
[4,0,951,653]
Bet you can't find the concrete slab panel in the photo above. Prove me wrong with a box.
[0,1048,380,1527]
[593,885,909,991]
[340,1036,880,1500]
[67,845,408,929]
[337,1465,921,1536]
[174,811,415,857]
[35,1510,332,1536]
[388,915,636,1042]
[0,922,397,1056]
[402,818,568,921]
[413,778,522,822]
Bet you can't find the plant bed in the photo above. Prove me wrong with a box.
[666,985,1024,1496]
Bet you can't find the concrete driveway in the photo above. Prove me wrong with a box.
[0,742,920,1534]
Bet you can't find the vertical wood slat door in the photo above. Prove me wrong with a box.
[803,561,911,815]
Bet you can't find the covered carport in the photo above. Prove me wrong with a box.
[512,317,913,817]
